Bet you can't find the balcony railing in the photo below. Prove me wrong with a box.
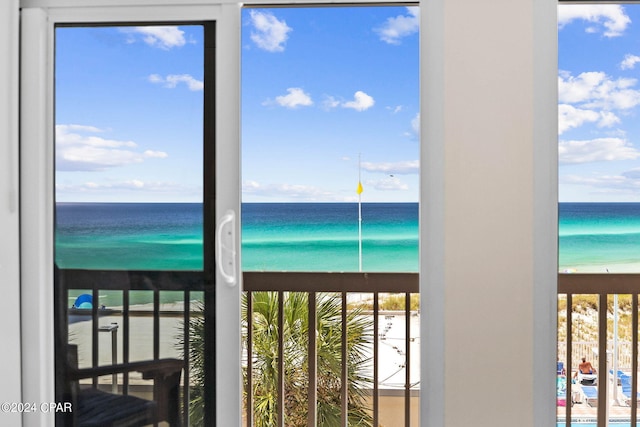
[243,272,419,427]
[558,273,640,427]
[56,269,419,427]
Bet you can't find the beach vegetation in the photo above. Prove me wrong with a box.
[348,293,420,312]
[181,292,374,427]
[379,293,419,311]
[245,291,373,427]
[178,305,206,425]
[557,294,635,349]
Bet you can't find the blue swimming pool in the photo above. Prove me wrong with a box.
[558,424,632,427]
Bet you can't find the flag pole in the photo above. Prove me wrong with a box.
[358,154,363,272]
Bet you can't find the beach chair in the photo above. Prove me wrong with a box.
[621,386,640,406]
[578,371,597,385]
[581,385,598,407]
[618,375,640,406]
[610,369,630,386]
[557,361,566,376]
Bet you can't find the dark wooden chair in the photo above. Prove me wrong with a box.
[65,344,183,427]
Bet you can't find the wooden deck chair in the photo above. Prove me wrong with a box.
[64,344,183,427]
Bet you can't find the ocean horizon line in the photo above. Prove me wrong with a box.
[55,201,421,205]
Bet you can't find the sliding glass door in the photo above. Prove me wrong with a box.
[21,5,241,426]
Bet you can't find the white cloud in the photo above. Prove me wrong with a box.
[122,27,187,50]
[559,138,640,164]
[375,7,419,45]
[559,104,600,135]
[143,150,169,158]
[558,5,631,38]
[558,71,606,104]
[369,176,409,191]
[249,10,292,52]
[242,180,337,201]
[342,91,375,111]
[598,111,621,128]
[322,95,341,110]
[621,54,640,70]
[270,88,313,109]
[60,124,104,133]
[56,180,185,193]
[558,71,640,111]
[411,112,420,138]
[322,92,375,111]
[362,160,419,175]
[148,74,203,91]
[56,125,168,171]
[562,172,640,196]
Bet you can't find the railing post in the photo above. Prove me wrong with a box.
[341,291,348,427]
[598,293,608,427]
[373,292,379,427]
[565,294,572,427]
[278,290,285,427]
[123,290,130,395]
[632,294,638,427]
[247,291,253,427]
[153,290,160,361]
[307,292,317,427]
[92,288,99,388]
[405,292,411,427]
[183,290,191,427]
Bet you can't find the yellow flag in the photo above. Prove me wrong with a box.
[357,181,363,195]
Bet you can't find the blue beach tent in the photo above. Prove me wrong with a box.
[72,293,92,309]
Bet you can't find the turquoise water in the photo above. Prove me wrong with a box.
[559,203,640,272]
[56,202,640,273]
[56,202,418,306]
[56,202,419,272]
[241,203,418,272]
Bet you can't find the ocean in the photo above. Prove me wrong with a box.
[55,202,419,272]
[559,203,640,273]
[56,202,640,274]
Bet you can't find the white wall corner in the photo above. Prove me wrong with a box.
[533,0,559,425]
[20,7,55,427]
[0,0,23,425]
[421,0,446,424]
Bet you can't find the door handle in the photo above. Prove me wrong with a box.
[216,210,237,286]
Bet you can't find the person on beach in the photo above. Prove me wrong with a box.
[573,357,596,379]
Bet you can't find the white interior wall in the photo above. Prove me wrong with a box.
[422,0,557,425]
[0,1,24,425]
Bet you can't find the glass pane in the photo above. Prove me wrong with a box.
[241,6,420,426]
[558,3,640,273]
[241,6,420,273]
[559,4,640,425]
[55,24,204,426]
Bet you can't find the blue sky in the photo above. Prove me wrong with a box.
[559,4,640,202]
[55,25,205,202]
[55,5,640,204]
[55,7,419,203]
